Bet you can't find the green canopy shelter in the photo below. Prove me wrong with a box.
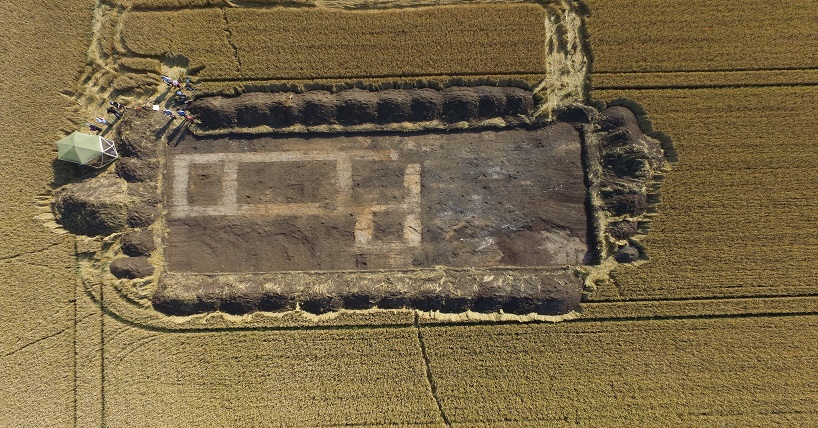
[55,132,119,168]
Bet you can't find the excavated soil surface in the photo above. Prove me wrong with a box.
[164,124,589,273]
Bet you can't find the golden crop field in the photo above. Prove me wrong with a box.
[590,86,818,302]
[422,316,818,425]
[586,0,818,73]
[100,325,442,427]
[226,4,546,79]
[0,0,92,425]
[3,0,818,425]
[121,8,239,79]
[122,3,548,82]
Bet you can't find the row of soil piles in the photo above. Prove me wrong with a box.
[189,86,534,129]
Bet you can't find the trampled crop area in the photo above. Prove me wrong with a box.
[2,0,818,426]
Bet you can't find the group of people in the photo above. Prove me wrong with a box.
[85,76,196,135]
[161,75,196,122]
[162,108,195,121]
[84,75,198,135]
[86,101,126,135]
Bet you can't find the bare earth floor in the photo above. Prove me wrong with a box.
[165,125,588,272]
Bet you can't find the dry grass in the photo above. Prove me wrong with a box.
[591,86,818,301]
[226,4,546,79]
[586,0,818,73]
[423,316,818,425]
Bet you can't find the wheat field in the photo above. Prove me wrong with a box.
[590,86,818,302]
[122,4,547,81]
[587,0,818,73]
[2,0,818,426]
[121,8,238,78]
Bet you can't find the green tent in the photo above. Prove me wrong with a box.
[55,132,119,168]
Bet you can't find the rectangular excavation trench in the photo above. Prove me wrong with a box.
[164,124,590,273]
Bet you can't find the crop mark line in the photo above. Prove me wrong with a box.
[99,265,106,426]
[585,293,818,304]
[0,241,63,262]
[415,313,452,427]
[221,8,242,77]
[72,241,78,428]
[2,328,69,357]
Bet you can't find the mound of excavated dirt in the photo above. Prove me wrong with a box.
[300,91,337,126]
[614,245,640,263]
[188,86,534,130]
[51,175,159,236]
[121,229,155,257]
[376,90,413,123]
[475,86,508,118]
[115,157,159,183]
[113,111,163,159]
[52,176,131,236]
[606,220,638,240]
[110,257,155,279]
[442,87,480,122]
[154,269,584,316]
[595,106,666,219]
[336,89,378,125]
[409,88,443,122]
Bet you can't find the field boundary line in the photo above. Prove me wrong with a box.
[585,293,818,304]
[593,82,818,91]
[220,7,242,77]
[322,422,445,427]
[576,310,818,324]
[99,260,106,427]
[593,67,818,75]
[125,0,557,13]
[580,295,818,321]
[72,243,78,428]
[592,68,818,90]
